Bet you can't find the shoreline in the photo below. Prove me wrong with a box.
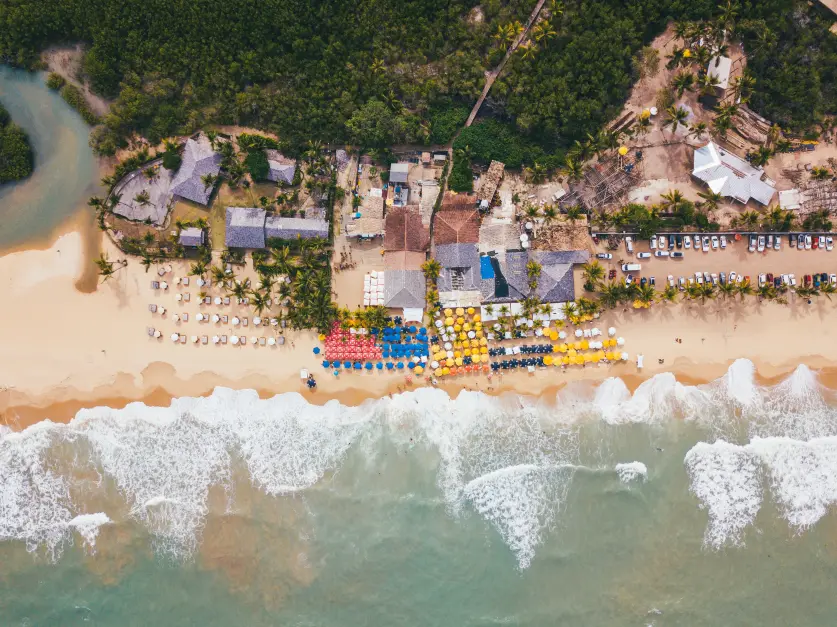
[4,354,837,432]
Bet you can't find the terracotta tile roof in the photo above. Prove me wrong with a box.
[384,207,429,252]
[433,209,480,245]
[384,251,426,270]
[439,192,477,211]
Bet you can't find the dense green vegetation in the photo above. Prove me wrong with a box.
[0,100,34,183]
[0,0,833,163]
[58,84,99,125]
[45,72,65,90]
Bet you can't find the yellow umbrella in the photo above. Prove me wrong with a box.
[464,349,471,357]
[454,350,461,358]
[560,343,568,352]
[476,330,484,339]
[318,334,326,341]
[442,367,450,376]
[591,353,602,363]
[552,344,560,353]
[683,48,691,58]
[479,338,487,346]
[459,332,467,341]
[445,317,454,326]
[456,316,465,325]
[453,324,461,332]
[415,366,424,374]
[550,332,558,341]
[480,347,488,354]
[455,357,463,366]
[463,323,471,332]
[606,351,614,361]
[467,307,475,315]
[473,314,481,323]
[444,308,453,317]
[618,146,628,156]
[568,348,577,356]
[544,355,553,366]
[456,307,465,316]
[434,368,443,377]
[581,340,589,350]
[446,358,454,367]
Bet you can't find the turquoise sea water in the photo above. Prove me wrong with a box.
[4,360,837,626]
[0,66,100,250]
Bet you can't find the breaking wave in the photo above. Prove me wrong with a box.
[2,359,837,566]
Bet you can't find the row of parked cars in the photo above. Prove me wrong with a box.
[619,270,837,291]
[748,234,834,252]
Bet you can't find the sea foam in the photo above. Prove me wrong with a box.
[615,462,648,483]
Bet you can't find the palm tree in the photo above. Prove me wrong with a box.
[761,206,794,232]
[693,282,716,303]
[542,205,558,225]
[211,265,232,284]
[134,190,151,206]
[689,121,708,141]
[732,71,756,102]
[582,261,605,286]
[659,285,679,304]
[795,285,819,300]
[672,71,695,96]
[697,72,721,98]
[718,280,737,300]
[230,278,252,300]
[561,156,584,183]
[421,259,442,281]
[737,279,754,300]
[189,260,207,278]
[735,210,761,231]
[661,189,686,211]
[95,253,120,283]
[201,173,218,191]
[664,106,689,134]
[757,283,776,301]
[250,291,271,316]
[820,283,837,301]
[749,146,773,167]
[564,205,584,223]
[140,252,154,273]
[636,284,656,307]
[713,115,733,137]
[697,189,723,212]
[525,162,549,184]
[598,281,624,309]
[811,166,831,181]
[532,21,557,42]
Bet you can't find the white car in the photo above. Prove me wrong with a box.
[758,273,766,286]
[684,236,692,249]
[729,271,737,283]
[774,236,780,251]
[711,273,718,285]
[749,236,756,252]
[658,235,666,249]
[767,235,773,249]
[679,277,686,290]
[831,273,837,285]
[819,235,826,249]
[720,235,727,249]
[695,272,703,284]
[805,235,812,250]
[757,236,765,252]
[790,274,797,286]
[625,236,634,253]
[650,237,657,250]
[637,252,651,259]
[711,235,719,250]
[668,274,675,287]
[827,236,834,251]
[702,236,710,252]
[655,250,670,258]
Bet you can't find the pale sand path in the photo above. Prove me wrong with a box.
[0,228,835,427]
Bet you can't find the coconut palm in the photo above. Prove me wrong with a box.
[732,71,756,102]
[697,189,723,212]
[820,283,837,301]
[250,290,271,316]
[421,259,442,281]
[561,156,584,182]
[636,284,656,306]
[582,261,605,286]
[598,281,624,308]
[134,190,151,206]
[659,285,679,304]
[664,106,689,134]
[697,72,721,97]
[737,279,754,300]
[692,282,716,303]
[718,280,737,300]
[672,71,695,96]
[688,121,708,141]
[811,166,831,181]
[230,278,252,300]
[749,146,773,167]
[757,283,776,301]
[761,206,795,232]
[734,209,762,231]
[201,173,218,191]
[189,260,207,278]
[524,162,549,184]
[661,189,686,211]
[542,205,558,225]
[211,265,232,284]
[532,21,557,42]
[565,205,584,223]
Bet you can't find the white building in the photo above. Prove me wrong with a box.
[692,142,776,205]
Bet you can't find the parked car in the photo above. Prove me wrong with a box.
[758,273,766,286]
[757,236,765,252]
[668,235,675,249]
[749,236,757,252]
[711,235,719,250]
[805,235,812,250]
[767,235,773,249]
[650,237,657,250]
[720,235,727,249]
[626,236,634,253]
[819,235,826,249]
[640,277,648,287]
[609,269,617,279]
[711,273,718,286]
[625,275,634,285]
[790,234,796,247]
[774,277,781,288]
[720,272,726,284]
[813,237,819,250]
[596,253,613,260]
[831,273,837,285]
[679,277,686,290]
[729,271,737,283]
[676,235,683,249]
[702,236,710,252]
[695,272,704,284]
[790,274,797,286]
[637,252,651,259]
[767,273,774,284]
[804,274,811,285]
[827,236,834,251]
[650,276,656,286]
[622,263,641,272]
[814,274,821,288]
[798,234,805,248]
[821,272,830,284]
[704,272,711,283]
[684,236,692,250]
[774,236,780,251]
[655,250,670,258]
[781,274,790,285]
[658,235,666,249]
[671,251,684,259]
[668,274,675,287]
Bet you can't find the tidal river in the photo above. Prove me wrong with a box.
[0,65,100,252]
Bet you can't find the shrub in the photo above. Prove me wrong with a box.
[59,84,99,125]
[428,106,469,144]
[454,119,539,168]
[244,150,270,181]
[448,155,473,192]
[46,72,66,90]
[162,150,181,171]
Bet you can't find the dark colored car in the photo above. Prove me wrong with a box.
[609,269,617,279]
[650,276,656,286]
[676,235,683,249]
[668,235,675,249]
[822,273,830,283]
[814,275,821,287]
[805,274,812,285]
[640,277,647,287]
[720,272,726,284]
[774,277,781,288]
[767,273,774,283]
[790,234,796,247]
[671,251,684,258]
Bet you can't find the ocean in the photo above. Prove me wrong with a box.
[4,358,837,626]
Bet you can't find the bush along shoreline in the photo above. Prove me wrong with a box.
[0,99,34,183]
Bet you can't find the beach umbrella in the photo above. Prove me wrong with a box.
[154,330,162,338]
[354,362,362,370]
[386,362,394,370]
[211,314,219,323]
[322,360,330,368]
[334,370,340,377]
[254,317,262,326]
[608,327,617,337]
[365,362,373,370]
[617,337,625,346]
[313,347,321,354]
[159,307,166,315]
[344,361,352,368]
[268,337,276,346]
[175,294,182,302]
[161,282,168,290]
[621,352,629,361]
[232,317,240,325]
[377,362,384,370]
[415,366,424,374]
[191,335,199,343]
[171,333,180,342]
[173,314,180,322]
[575,329,583,337]
[214,297,222,305]
[251,337,258,344]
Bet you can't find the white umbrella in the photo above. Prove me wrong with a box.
[232,317,240,326]
[621,352,629,361]
[575,329,583,337]
[212,335,220,344]
[173,314,180,322]
[535,329,543,337]
[444,342,452,350]
[446,350,454,359]
[171,333,179,342]
[558,331,567,339]
[251,337,258,344]
[494,323,502,331]
[434,319,443,328]
[267,337,276,346]
[231,335,239,345]
[526,320,534,328]
[175,294,182,301]
[191,335,199,343]
[212,314,220,323]
[431,361,440,369]
[271,319,278,326]
[617,337,625,346]
[214,297,222,305]
[197,278,205,287]
[583,329,591,338]
[154,330,161,338]
[196,313,204,321]
[608,327,617,337]
[591,328,600,336]
[467,331,476,339]
[441,333,449,342]
[161,282,168,290]
[446,326,455,334]
[159,307,166,315]
[166,264,173,273]
[175,277,181,285]
[253,317,262,326]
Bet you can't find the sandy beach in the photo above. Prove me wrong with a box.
[0,226,835,430]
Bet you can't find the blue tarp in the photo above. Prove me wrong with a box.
[480,255,495,280]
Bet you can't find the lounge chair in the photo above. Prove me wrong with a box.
[179,335,187,343]
[240,335,246,345]
[222,315,229,323]
[183,293,191,302]
[259,337,266,346]
[147,327,155,336]
[201,336,208,345]
[221,335,228,344]
[182,313,189,321]
[277,336,285,345]
[204,297,211,305]
[148,304,158,313]
[223,297,230,305]
[243,317,249,327]
[183,277,189,286]
[151,281,160,289]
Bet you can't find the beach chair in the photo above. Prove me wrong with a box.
[278,336,285,345]
[259,337,266,346]
[243,298,250,305]
[147,327,155,336]
[243,317,249,327]
[220,315,228,323]
[183,277,189,286]
[201,336,208,345]
[182,313,189,322]
[151,281,160,289]
[223,297,230,305]
[148,304,158,313]
[240,335,246,345]
[183,293,191,302]
[221,335,228,344]
[179,335,187,344]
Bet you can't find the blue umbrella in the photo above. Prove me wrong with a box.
[386,362,394,370]
[376,362,384,370]
[354,362,362,370]
[397,362,405,370]
[365,362,373,370]
[407,362,415,369]
[344,361,351,368]
[419,327,427,334]
[313,347,321,354]
[322,360,330,368]
[332,361,340,368]
[333,370,340,376]
[408,325,416,334]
